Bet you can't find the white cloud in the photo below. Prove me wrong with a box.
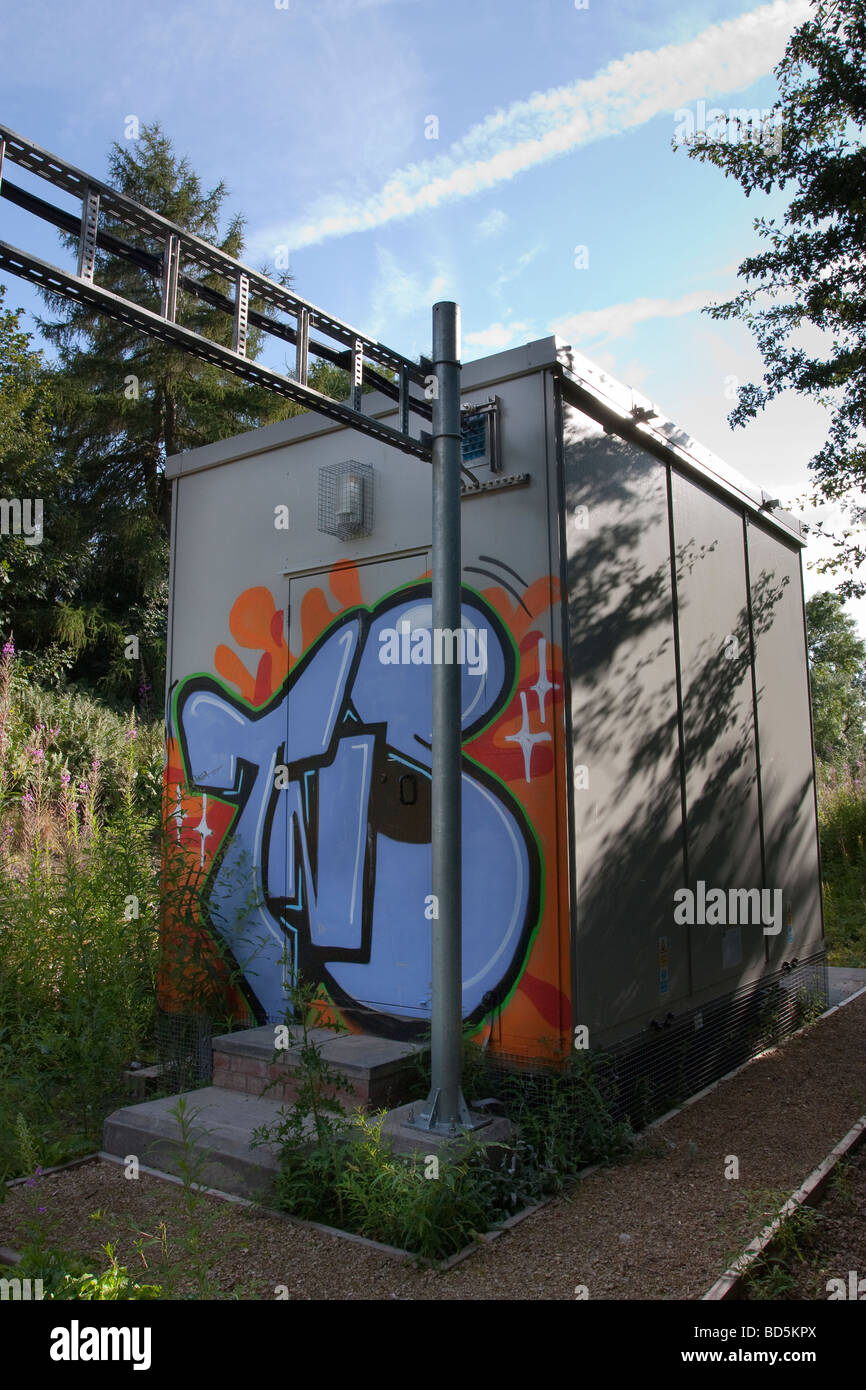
[463,320,533,356]
[551,290,713,346]
[367,245,451,341]
[475,208,508,238]
[260,0,809,250]
[492,244,544,293]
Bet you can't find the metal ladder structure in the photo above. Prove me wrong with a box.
[0,120,482,1134]
[0,121,448,464]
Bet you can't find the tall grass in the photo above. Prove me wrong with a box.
[817,760,866,967]
[0,641,162,1179]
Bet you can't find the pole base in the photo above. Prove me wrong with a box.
[402,1086,493,1134]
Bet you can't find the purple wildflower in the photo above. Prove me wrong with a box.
[2,640,14,657]
[60,770,71,787]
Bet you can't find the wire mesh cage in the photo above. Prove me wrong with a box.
[317,460,374,541]
[459,953,829,1135]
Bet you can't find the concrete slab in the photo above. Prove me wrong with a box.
[827,967,866,1009]
[213,1025,425,1075]
[103,1086,291,1201]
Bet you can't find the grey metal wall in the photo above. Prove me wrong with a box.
[746,521,823,968]
[563,396,822,1050]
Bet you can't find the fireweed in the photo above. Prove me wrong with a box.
[0,644,162,1179]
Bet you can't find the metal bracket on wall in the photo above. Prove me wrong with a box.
[460,471,530,498]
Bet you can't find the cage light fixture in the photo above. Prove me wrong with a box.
[318,460,374,540]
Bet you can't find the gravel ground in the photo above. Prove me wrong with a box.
[2,992,865,1301]
[741,1141,866,1300]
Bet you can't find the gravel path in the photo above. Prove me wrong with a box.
[2,992,865,1300]
[742,1140,866,1300]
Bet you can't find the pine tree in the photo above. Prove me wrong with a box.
[36,123,297,703]
[0,285,79,675]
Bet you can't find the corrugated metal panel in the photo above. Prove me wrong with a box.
[565,414,687,1041]
[747,521,824,966]
[669,473,765,995]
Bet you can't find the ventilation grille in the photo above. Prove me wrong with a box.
[461,412,488,463]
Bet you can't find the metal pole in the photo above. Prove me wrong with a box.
[413,302,485,1133]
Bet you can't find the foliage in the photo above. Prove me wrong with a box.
[331,1112,526,1261]
[816,758,866,965]
[44,1246,163,1301]
[0,288,76,662]
[678,0,866,592]
[254,982,632,1261]
[159,1096,223,1299]
[489,1050,633,1192]
[805,591,866,764]
[0,647,161,1180]
[737,1192,821,1301]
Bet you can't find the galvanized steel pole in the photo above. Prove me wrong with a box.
[414,301,481,1133]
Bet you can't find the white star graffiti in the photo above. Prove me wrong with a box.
[173,784,185,843]
[506,690,552,783]
[194,792,214,868]
[531,637,558,724]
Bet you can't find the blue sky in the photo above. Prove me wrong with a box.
[2,0,857,626]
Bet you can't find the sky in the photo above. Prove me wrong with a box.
[0,0,860,630]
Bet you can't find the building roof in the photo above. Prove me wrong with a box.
[165,334,805,546]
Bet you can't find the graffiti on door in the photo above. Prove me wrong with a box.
[164,559,570,1051]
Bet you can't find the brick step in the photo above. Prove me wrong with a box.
[211,1025,426,1111]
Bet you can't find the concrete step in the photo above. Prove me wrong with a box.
[211,1025,426,1110]
[102,1086,289,1201]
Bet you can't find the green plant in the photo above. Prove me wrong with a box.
[250,975,355,1223]
[163,1096,223,1299]
[826,1158,856,1207]
[741,1256,799,1300]
[733,1189,821,1300]
[333,1112,510,1261]
[256,996,633,1259]
[817,760,866,966]
[9,1123,161,1299]
[49,1244,162,1301]
[484,1052,632,1196]
[0,649,162,1178]
[792,985,828,1028]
